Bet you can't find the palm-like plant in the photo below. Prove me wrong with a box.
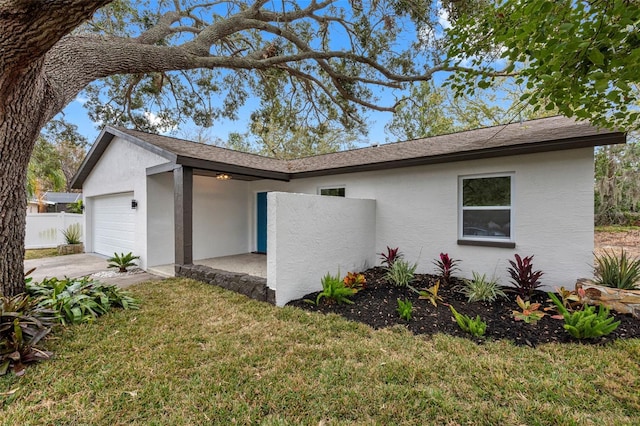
[107,252,140,273]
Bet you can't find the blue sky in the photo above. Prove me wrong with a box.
[59,91,399,147]
[57,0,456,148]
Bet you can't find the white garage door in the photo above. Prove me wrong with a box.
[92,192,136,256]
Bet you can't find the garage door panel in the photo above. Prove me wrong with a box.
[92,193,136,256]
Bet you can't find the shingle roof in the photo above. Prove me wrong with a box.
[115,128,290,173]
[71,116,625,188]
[42,192,82,204]
[286,116,623,174]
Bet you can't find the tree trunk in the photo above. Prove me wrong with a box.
[0,63,49,296]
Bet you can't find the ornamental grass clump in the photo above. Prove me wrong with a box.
[594,249,640,289]
[460,272,507,303]
[384,259,417,287]
[61,223,82,245]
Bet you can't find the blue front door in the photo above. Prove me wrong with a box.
[256,192,267,253]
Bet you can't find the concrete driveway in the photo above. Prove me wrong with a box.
[25,253,163,288]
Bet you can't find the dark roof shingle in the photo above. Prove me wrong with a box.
[72,116,625,188]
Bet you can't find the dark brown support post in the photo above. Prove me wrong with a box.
[174,165,193,265]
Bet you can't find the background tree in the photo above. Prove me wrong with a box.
[594,136,640,225]
[445,0,640,130]
[225,101,360,159]
[43,120,89,192]
[26,120,87,213]
[386,80,555,141]
[26,137,66,207]
[1,0,484,295]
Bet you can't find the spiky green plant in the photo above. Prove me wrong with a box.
[396,298,413,321]
[594,249,640,289]
[460,272,507,303]
[107,252,140,273]
[316,272,356,305]
[384,259,417,287]
[61,223,82,245]
[548,292,620,339]
[449,305,486,337]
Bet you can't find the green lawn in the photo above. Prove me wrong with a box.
[1,278,639,425]
[595,225,640,233]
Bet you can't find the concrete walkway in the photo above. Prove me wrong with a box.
[25,253,163,288]
[148,253,267,279]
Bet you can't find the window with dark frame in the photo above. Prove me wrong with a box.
[460,174,513,241]
[319,187,345,197]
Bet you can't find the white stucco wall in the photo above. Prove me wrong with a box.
[251,147,595,293]
[82,137,169,268]
[192,176,250,260]
[267,192,376,306]
[147,172,175,267]
[82,133,595,293]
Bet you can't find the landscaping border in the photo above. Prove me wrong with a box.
[176,264,274,304]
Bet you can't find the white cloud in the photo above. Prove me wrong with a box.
[74,95,89,105]
[437,6,451,30]
[144,111,177,134]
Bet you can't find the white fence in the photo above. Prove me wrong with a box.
[25,212,84,249]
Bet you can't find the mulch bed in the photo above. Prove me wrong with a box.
[287,267,640,347]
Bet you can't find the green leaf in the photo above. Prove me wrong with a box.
[594,79,609,92]
[559,23,574,32]
[588,49,605,66]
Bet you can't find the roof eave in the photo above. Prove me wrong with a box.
[177,156,291,181]
[71,126,178,189]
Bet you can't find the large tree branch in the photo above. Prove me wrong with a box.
[45,27,510,118]
[0,0,112,70]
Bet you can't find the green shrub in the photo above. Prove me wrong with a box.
[316,272,356,305]
[27,277,140,325]
[61,223,82,245]
[107,252,140,273]
[594,249,640,289]
[396,298,413,321]
[67,199,83,214]
[384,259,417,287]
[548,292,620,339]
[449,305,486,337]
[460,272,506,303]
[1,293,56,375]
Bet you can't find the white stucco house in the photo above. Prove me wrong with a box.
[71,116,625,306]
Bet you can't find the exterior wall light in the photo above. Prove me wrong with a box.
[131,199,138,209]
